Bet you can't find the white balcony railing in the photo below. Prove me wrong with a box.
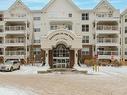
[6,51,25,55]
[98,51,118,55]
[5,26,26,31]
[96,13,113,18]
[6,39,25,43]
[97,25,118,31]
[97,38,117,43]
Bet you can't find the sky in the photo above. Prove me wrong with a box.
[0,0,127,12]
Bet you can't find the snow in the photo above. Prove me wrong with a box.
[0,65,49,75]
[0,64,127,76]
[0,86,36,95]
[76,66,127,76]
[0,65,127,95]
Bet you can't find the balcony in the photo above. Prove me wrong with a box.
[0,51,3,56]
[6,51,25,55]
[5,39,25,47]
[0,42,3,48]
[96,25,119,34]
[95,13,119,21]
[0,16,3,21]
[5,26,26,34]
[98,51,119,60]
[48,12,72,21]
[98,51,118,55]
[97,38,119,46]
[0,32,4,37]
[0,27,4,36]
[5,51,25,59]
[50,24,72,31]
[33,40,41,45]
[4,18,27,22]
[0,17,4,25]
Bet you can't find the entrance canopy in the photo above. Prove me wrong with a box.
[41,29,82,50]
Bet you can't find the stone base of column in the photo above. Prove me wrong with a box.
[73,63,80,68]
[45,63,50,68]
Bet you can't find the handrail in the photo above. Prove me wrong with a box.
[97,25,118,31]
[5,26,26,31]
[6,51,25,55]
[97,38,117,43]
[98,51,118,55]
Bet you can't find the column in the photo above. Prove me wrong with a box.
[95,21,98,57]
[3,22,5,63]
[74,49,79,67]
[45,50,50,68]
[25,20,27,64]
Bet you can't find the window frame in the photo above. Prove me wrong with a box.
[82,25,89,32]
[82,36,89,43]
[82,13,89,20]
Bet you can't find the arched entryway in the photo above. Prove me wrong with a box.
[52,44,70,68]
[41,29,82,69]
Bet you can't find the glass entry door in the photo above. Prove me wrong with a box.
[53,44,70,68]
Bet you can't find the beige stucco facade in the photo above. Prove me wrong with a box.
[0,0,127,67]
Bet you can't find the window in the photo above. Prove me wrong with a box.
[82,13,89,20]
[0,48,3,55]
[82,48,90,55]
[0,14,3,21]
[125,16,127,22]
[93,34,95,39]
[11,13,26,18]
[125,38,127,44]
[34,40,40,43]
[33,48,41,55]
[0,39,2,44]
[66,25,72,30]
[82,25,89,32]
[125,48,127,55]
[33,17,40,20]
[82,36,89,43]
[50,25,57,30]
[18,37,24,43]
[68,13,72,17]
[53,45,69,57]
[0,26,3,32]
[34,28,40,32]
[125,27,127,33]
[125,19,127,22]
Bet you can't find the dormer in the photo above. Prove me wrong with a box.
[42,0,80,20]
[6,0,31,19]
[94,0,120,19]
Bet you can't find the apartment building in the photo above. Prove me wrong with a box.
[0,0,123,68]
[94,0,120,64]
[121,9,127,62]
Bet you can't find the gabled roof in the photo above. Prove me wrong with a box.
[121,9,127,16]
[42,0,80,12]
[8,0,31,12]
[94,0,116,11]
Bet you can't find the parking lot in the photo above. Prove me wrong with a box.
[0,66,127,95]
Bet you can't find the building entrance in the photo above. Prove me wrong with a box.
[52,44,70,68]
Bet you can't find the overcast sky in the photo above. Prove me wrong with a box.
[0,0,127,12]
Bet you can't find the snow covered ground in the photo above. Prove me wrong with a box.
[85,66,127,76]
[0,65,127,76]
[0,65,48,75]
[0,65,127,95]
[0,86,36,95]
